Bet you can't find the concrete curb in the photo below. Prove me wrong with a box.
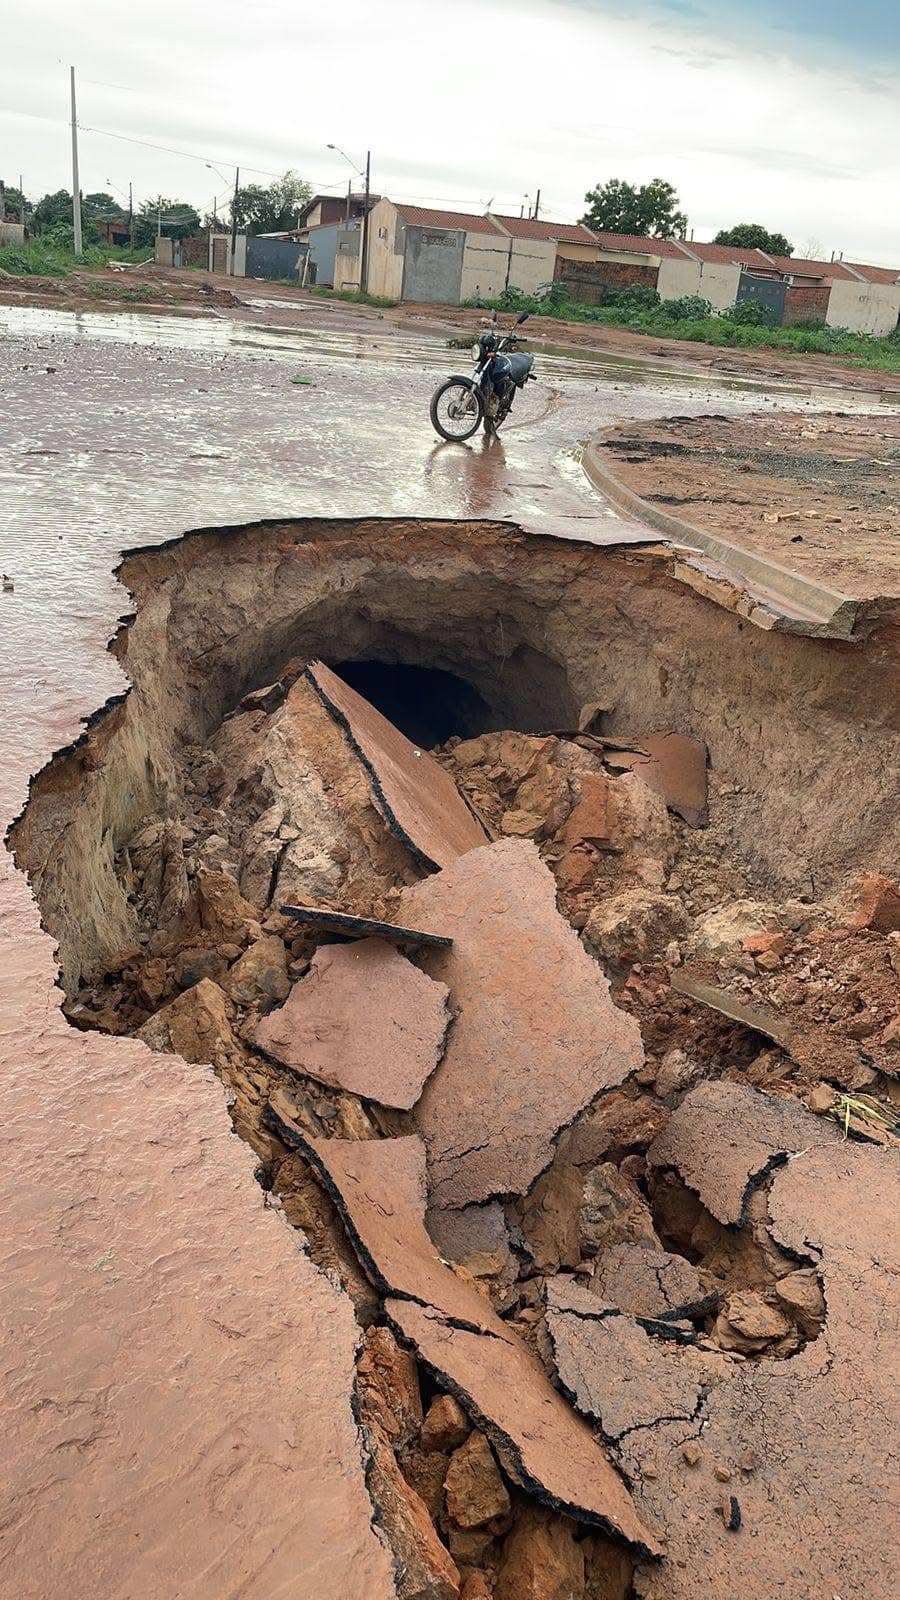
[582,436,880,639]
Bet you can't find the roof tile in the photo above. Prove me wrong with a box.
[490,214,596,245]
[395,204,503,236]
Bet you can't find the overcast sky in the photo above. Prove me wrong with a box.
[3,0,898,263]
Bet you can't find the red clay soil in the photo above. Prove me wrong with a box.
[0,867,397,1600]
[0,264,243,316]
[596,411,900,600]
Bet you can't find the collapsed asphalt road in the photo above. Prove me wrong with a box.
[1,305,898,1600]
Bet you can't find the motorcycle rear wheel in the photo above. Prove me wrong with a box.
[430,380,484,442]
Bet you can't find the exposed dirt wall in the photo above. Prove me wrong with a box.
[12,517,899,984]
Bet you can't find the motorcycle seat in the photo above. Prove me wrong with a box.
[507,351,534,386]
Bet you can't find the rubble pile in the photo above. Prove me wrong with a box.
[16,644,899,1600]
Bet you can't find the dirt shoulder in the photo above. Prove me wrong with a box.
[0,263,244,317]
[2,265,898,394]
[388,301,900,396]
[594,412,900,601]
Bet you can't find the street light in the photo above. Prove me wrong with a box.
[327,141,371,293]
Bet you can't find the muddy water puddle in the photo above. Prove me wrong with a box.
[3,304,894,413]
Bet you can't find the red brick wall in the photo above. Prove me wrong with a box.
[783,284,829,325]
[180,236,208,268]
[554,256,659,305]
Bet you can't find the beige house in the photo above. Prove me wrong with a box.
[363,201,597,304]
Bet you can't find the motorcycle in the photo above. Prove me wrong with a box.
[429,309,536,441]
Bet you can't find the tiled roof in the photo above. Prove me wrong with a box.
[678,241,775,268]
[589,230,688,258]
[395,204,503,236]
[490,214,596,245]
[846,261,900,285]
[769,255,858,281]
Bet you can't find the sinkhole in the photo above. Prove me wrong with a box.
[11,514,897,995]
[332,660,498,746]
[7,511,892,1585]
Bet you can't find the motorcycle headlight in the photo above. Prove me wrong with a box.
[471,343,480,360]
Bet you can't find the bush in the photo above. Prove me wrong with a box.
[460,286,900,370]
[721,299,778,327]
[495,285,532,311]
[533,280,571,314]
[659,294,712,321]
[603,284,660,311]
[0,238,150,277]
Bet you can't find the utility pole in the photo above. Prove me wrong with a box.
[157,196,162,237]
[0,182,5,223]
[70,66,83,255]
[128,180,133,255]
[345,177,351,223]
[533,188,541,222]
[229,166,240,275]
[360,149,371,293]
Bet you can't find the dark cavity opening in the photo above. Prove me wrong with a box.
[332,659,494,747]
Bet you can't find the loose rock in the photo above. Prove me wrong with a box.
[444,1431,510,1529]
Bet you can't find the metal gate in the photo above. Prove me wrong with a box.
[401,225,464,304]
[245,236,306,281]
[736,271,786,324]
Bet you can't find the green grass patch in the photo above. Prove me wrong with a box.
[0,239,153,278]
[463,286,900,373]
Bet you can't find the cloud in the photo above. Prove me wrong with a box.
[3,0,899,264]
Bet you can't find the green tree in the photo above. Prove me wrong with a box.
[1,184,31,222]
[84,191,124,220]
[32,189,75,234]
[580,177,687,239]
[231,169,312,234]
[134,197,200,247]
[714,223,793,257]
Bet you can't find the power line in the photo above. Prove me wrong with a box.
[76,121,281,178]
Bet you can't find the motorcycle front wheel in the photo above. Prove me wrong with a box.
[430,379,484,442]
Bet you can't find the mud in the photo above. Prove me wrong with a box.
[4,266,897,397]
[598,411,900,599]
[6,505,899,1596]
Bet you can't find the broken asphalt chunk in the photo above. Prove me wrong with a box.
[588,1241,717,1323]
[544,1277,705,1441]
[628,1106,898,1600]
[275,1122,501,1334]
[281,903,452,949]
[305,660,489,870]
[606,732,708,826]
[387,1300,661,1557]
[398,839,645,1209]
[282,1124,659,1556]
[255,938,451,1110]
[648,1080,840,1227]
